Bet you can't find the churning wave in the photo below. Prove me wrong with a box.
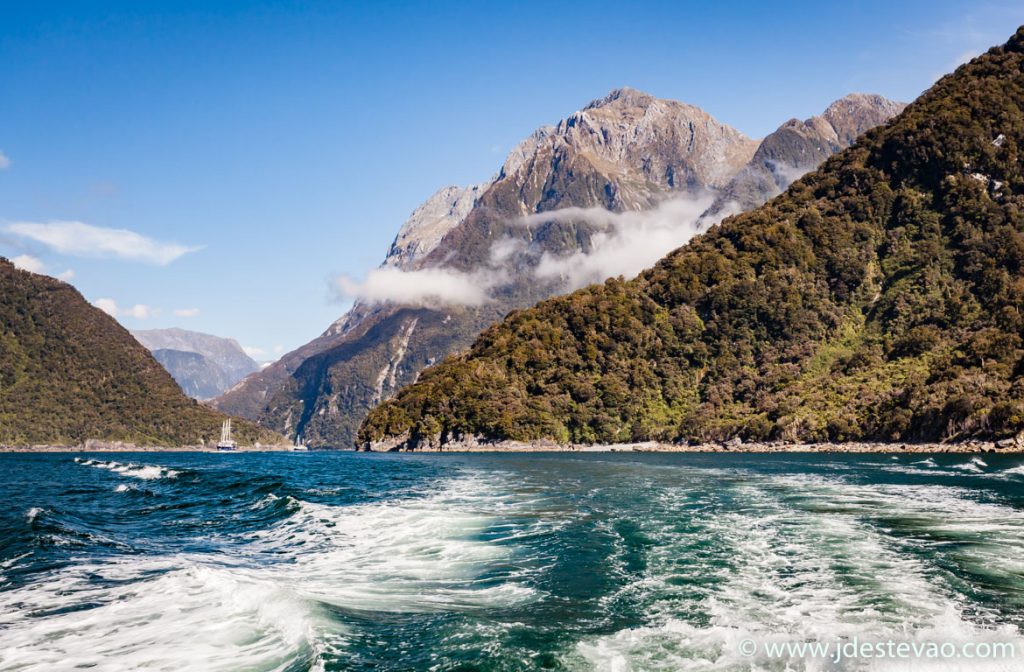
[0,470,543,671]
[74,457,180,480]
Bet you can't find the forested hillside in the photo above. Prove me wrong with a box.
[360,28,1024,449]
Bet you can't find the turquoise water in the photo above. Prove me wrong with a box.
[2,451,1024,670]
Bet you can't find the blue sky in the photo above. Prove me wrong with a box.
[1,1,1021,361]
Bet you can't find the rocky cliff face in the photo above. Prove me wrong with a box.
[704,94,906,219]
[214,88,901,447]
[383,184,486,269]
[133,328,259,399]
[150,349,238,400]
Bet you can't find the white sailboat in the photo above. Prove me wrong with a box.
[216,419,237,451]
[291,434,309,451]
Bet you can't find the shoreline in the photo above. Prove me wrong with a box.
[364,437,1024,454]
[4,440,1024,454]
[0,440,295,453]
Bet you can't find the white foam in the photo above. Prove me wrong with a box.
[572,472,1024,671]
[24,507,44,523]
[248,473,543,613]
[0,558,325,672]
[0,471,544,670]
[75,458,179,480]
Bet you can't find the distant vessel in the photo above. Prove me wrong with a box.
[291,435,309,452]
[216,419,237,451]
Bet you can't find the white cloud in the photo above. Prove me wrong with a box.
[335,193,735,306]
[765,160,812,189]
[94,298,119,317]
[93,298,155,320]
[521,193,717,291]
[12,254,44,273]
[173,307,200,318]
[243,346,285,365]
[10,255,75,282]
[0,151,10,170]
[243,345,266,358]
[334,265,501,307]
[489,237,525,264]
[4,220,201,265]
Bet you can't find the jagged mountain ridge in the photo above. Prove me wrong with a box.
[215,88,902,446]
[359,28,1024,449]
[0,259,279,447]
[704,94,908,219]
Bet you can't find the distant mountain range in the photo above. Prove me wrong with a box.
[360,29,1024,449]
[132,328,259,400]
[0,260,279,447]
[214,88,904,447]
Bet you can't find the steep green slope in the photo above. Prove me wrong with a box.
[0,259,281,447]
[360,28,1024,449]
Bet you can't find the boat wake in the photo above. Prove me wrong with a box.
[570,471,1024,671]
[0,470,543,671]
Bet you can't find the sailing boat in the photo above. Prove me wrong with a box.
[216,419,237,451]
[291,434,309,451]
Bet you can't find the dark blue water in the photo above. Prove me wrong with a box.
[2,451,1023,670]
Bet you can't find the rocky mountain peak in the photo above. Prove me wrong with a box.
[132,327,260,399]
[701,92,906,219]
[383,184,485,269]
[822,93,907,146]
[498,125,555,180]
[582,86,658,110]
[486,88,758,220]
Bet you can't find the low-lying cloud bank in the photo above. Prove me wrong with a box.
[4,220,200,265]
[521,193,716,291]
[334,266,501,307]
[332,193,727,307]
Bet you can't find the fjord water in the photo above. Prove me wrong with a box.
[2,452,1023,671]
